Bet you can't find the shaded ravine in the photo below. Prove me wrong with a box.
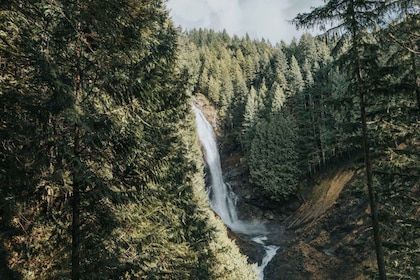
[193,106,279,279]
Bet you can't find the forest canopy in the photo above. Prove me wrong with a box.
[0,0,419,279]
[0,1,256,279]
[177,1,419,277]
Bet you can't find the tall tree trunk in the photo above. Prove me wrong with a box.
[71,151,80,280]
[72,83,81,280]
[359,89,387,280]
[353,27,387,279]
[72,21,82,280]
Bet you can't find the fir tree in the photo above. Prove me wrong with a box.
[249,112,300,200]
[287,55,304,97]
[242,86,259,151]
[293,1,389,278]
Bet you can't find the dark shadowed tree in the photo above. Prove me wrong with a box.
[249,111,299,200]
[293,0,388,278]
[1,0,198,278]
[384,0,420,109]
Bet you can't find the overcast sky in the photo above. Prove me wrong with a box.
[167,0,323,44]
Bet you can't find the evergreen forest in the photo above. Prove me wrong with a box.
[1,0,419,279]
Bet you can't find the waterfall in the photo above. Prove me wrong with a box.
[193,106,279,279]
[193,106,239,227]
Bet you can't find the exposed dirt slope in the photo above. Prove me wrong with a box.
[287,168,355,229]
[266,168,378,280]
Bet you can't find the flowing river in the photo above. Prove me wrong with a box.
[193,106,279,279]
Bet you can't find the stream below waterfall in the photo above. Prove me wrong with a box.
[193,106,279,280]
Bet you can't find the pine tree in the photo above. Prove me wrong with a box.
[208,75,221,105]
[297,33,318,65]
[384,0,420,109]
[269,82,286,112]
[242,86,259,151]
[231,64,248,128]
[219,62,234,119]
[293,1,388,278]
[249,112,300,200]
[268,48,288,87]
[287,55,304,97]
[0,1,209,278]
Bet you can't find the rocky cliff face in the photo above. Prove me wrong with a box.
[193,93,221,136]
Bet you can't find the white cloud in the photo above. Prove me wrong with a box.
[167,0,321,43]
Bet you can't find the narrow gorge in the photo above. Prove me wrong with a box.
[194,106,280,279]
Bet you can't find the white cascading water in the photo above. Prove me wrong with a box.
[252,236,281,279]
[193,106,279,279]
[193,106,238,226]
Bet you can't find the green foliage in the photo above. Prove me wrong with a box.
[178,4,418,278]
[286,56,304,96]
[249,113,300,200]
[181,29,361,197]
[374,135,420,279]
[241,86,259,150]
[292,1,419,279]
[0,1,256,279]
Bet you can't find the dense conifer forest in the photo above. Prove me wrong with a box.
[0,1,256,279]
[177,0,419,277]
[1,0,419,279]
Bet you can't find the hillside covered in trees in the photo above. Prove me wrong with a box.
[177,0,419,278]
[1,0,419,279]
[0,1,257,279]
